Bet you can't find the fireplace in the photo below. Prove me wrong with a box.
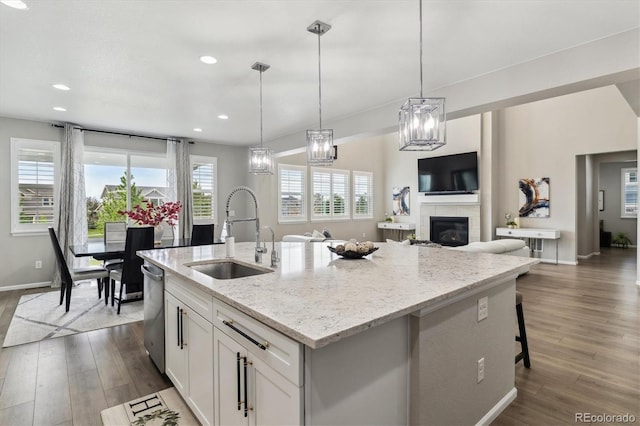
[430,216,469,247]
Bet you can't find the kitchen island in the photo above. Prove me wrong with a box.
[139,241,536,425]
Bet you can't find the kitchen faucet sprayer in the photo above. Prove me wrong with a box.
[225,186,267,263]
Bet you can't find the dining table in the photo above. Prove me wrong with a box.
[70,238,224,298]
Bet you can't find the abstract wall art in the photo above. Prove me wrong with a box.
[392,186,410,216]
[519,177,550,218]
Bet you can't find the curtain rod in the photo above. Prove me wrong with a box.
[51,123,193,143]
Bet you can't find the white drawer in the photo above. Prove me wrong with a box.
[496,227,560,239]
[213,299,302,387]
[166,274,214,322]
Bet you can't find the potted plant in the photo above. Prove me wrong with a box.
[119,201,182,241]
[611,232,631,248]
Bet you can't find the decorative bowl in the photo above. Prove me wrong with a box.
[327,245,379,259]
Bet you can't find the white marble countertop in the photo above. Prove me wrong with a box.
[139,242,537,349]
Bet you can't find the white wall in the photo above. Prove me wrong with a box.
[498,85,637,263]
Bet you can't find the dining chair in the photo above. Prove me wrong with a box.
[48,227,109,312]
[191,224,215,246]
[94,221,127,302]
[109,226,154,314]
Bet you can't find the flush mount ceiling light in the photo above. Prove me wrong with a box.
[53,106,66,112]
[200,55,217,65]
[217,114,229,120]
[398,0,446,151]
[0,1,28,10]
[193,128,203,132]
[306,20,334,166]
[248,62,274,175]
[52,83,70,91]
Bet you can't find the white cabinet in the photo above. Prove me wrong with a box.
[165,282,214,426]
[213,300,302,426]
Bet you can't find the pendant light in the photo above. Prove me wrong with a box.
[248,62,274,175]
[306,20,334,166]
[398,0,446,151]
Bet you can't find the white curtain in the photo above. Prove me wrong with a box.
[54,124,87,286]
[166,139,193,239]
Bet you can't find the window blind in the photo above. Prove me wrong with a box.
[353,171,373,218]
[622,167,637,217]
[279,165,306,222]
[192,157,217,221]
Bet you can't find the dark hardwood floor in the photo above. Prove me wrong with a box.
[0,248,636,425]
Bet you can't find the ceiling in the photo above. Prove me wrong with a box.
[0,0,638,147]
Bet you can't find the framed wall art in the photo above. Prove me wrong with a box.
[519,177,550,218]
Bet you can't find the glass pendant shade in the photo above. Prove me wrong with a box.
[249,146,274,174]
[398,97,446,151]
[248,61,274,175]
[306,20,333,166]
[306,129,334,165]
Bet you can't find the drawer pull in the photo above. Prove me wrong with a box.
[223,319,268,350]
[236,352,242,411]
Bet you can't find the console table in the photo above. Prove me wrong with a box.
[496,227,560,264]
[378,222,415,241]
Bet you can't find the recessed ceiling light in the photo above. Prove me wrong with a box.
[193,128,203,132]
[53,106,66,112]
[200,56,217,65]
[52,83,70,91]
[218,114,229,120]
[0,1,28,10]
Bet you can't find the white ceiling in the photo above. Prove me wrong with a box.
[0,0,638,147]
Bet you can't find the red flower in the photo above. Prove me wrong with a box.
[119,201,182,226]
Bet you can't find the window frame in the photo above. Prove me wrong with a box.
[621,167,637,218]
[278,164,307,224]
[352,170,374,220]
[191,155,218,225]
[11,137,61,236]
[310,167,350,222]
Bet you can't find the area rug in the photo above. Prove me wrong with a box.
[3,281,143,347]
[101,387,198,426]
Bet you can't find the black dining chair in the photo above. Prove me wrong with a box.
[48,227,109,312]
[94,221,127,303]
[191,224,215,246]
[109,226,154,314]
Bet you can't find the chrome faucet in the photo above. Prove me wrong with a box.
[262,226,279,267]
[225,186,267,263]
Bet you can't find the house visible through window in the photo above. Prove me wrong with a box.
[311,167,349,221]
[621,167,637,218]
[84,148,168,238]
[278,164,307,223]
[353,171,373,219]
[191,155,217,223]
[11,138,60,235]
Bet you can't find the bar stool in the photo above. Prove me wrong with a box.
[515,291,531,368]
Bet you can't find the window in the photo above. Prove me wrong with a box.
[278,164,307,223]
[84,148,168,238]
[11,138,61,234]
[311,167,349,221]
[353,171,373,219]
[621,167,637,218]
[191,155,217,223]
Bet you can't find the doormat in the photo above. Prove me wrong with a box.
[3,281,143,347]
[101,388,198,426]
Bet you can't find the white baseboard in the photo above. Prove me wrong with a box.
[0,281,51,292]
[577,252,599,260]
[537,259,578,265]
[476,387,517,426]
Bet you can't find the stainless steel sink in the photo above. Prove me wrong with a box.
[186,259,273,280]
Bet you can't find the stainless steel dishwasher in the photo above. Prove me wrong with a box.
[142,261,165,373]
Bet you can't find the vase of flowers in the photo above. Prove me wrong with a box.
[119,201,182,243]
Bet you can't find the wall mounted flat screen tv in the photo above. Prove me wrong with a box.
[418,151,479,194]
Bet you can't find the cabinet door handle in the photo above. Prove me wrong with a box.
[223,319,268,350]
[236,352,242,411]
[243,356,249,418]
[176,306,180,347]
[180,308,186,349]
